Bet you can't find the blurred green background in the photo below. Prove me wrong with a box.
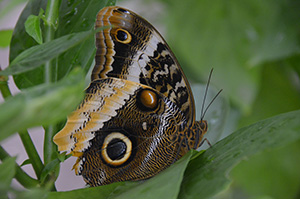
[1,0,300,198]
[157,0,300,198]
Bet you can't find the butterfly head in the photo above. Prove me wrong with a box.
[191,120,208,149]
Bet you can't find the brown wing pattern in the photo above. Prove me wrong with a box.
[54,78,191,186]
[53,6,208,187]
[92,6,195,125]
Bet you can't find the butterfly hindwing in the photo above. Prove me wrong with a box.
[54,77,189,186]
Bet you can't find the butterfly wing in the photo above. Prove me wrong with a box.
[54,6,209,187]
[53,77,189,186]
[92,6,195,125]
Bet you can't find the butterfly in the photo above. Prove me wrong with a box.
[53,6,208,187]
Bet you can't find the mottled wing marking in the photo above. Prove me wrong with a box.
[53,78,140,153]
[91,6,195,125]
[74,79,190,186]
[137,38,191,121]
[93,7,152,82]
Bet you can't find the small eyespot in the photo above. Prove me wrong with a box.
[142,122,147,131]
[101,132,132,166]
[137,89,158,111]
[117,8,130,14]
[115,28,132,44]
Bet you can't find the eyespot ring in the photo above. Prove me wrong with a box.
[115,28,132,44]
[101,132,132,166]
[137,89,159,111]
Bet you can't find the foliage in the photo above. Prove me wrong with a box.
[0,0,299,198]
[161,0,300,198]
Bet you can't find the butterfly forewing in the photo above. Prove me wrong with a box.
[92,6,195,124]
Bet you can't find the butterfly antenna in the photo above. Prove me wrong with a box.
[200,69,214,122]
[201,89,223,121]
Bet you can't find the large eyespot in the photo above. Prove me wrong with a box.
[101,132,132,166]
[137,89,158,111]
[115,28,132,44]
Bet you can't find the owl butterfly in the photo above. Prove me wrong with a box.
[53,6,208,187]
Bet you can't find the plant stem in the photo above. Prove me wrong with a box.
[44,125,55,165]
[43,2,61,191]
[19,131,44,178]
[0,146,39,188]
[0,72,11,98]
[44,0,60,84]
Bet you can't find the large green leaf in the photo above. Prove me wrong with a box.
[1,30,97,76]
[0,157,16,195]
[46,109,300,198]
[239,64,300,127]
[9,0,116,89]
[179,109,300,198]
[164,0,300,113]
[231,139,300,198]
[0,69,85,141]
[9,0,47,88]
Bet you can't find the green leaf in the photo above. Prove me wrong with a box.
[1,29,96,76]
[48,151,194,199]
[15,188,49,199]
[0,157,16,194]
[0,68,85,141]
[178,109,300,199]
[25,15,43,44]
[56,152,71,163]
[112,151,194,199]
[0,29,13,48]
[48,182,123,199]
[20,159,32,167]
[40,158,60,184]
[165,0,300,113]
[231,140,300,198]
[239,64,300,127]
[9,0,116,89]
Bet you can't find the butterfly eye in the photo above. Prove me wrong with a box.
[137,89,158,111]
[115,28,132,44]
[199,120,207,131]
[101,132,132,167]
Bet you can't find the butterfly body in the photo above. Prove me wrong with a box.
[53,6,207,186]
